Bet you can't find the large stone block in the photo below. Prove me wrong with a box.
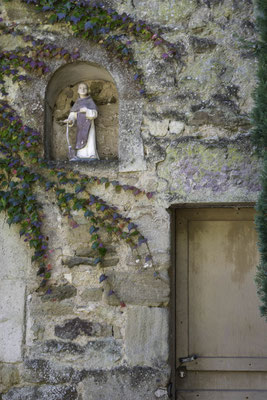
[80,366,169,400]
[0,214,30,280]
[0,280,25,362]
[0,364,20,392]
[125,306,169,367]
[23,359,80,384]
[2,384,78,400]
[108,271,169,306]
[41,285,77,302]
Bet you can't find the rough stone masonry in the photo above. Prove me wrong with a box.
[0,0,259,399]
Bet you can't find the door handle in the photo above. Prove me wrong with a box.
[179,354,198,364]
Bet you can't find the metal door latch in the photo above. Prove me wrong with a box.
[167,382,172,398]
[179,354,198,364]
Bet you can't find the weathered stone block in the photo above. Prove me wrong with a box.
[144,118,169,137]
[2,384,78,400]
[0,281,25,363]
[54,318,112,340]
[23,359,80,384]
[169,121,185,135]
[0,364,20,391]
[62,256,95,268]
[108,271,169,306]
[125,306,169,367]
[190,36,217,53]
[80,287,103,302]
[42,340,85,355]
[0,214,30,280]
[41,285,77,302]
[80,366,169,400]
[83,339,122,369]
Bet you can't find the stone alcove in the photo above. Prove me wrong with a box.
[45,62,118,162]
[45,60,146,172]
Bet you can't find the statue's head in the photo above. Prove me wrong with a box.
[77,82,88,97]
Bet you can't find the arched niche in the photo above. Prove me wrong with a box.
[45,61,146,172]
[45,61,118,161]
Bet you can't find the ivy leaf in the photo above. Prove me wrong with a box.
[84,21,94,30]
[98,247,107,257]
[84,209,94,217]
[89,225,98,234]
[75,184,85,193]
[99,273,107,283]
[115,185,121,193]
[92,241,99,249]
[93,257,101,265]
[37,266,46,275]
[138,236,147,246]
[128,222,135,231]
[57,13,66,20]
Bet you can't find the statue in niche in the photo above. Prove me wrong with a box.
[64,82,99,161]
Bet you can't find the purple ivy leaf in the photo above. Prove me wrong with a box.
[70,15,81,24]
[146,192,154,199]
[84,21,94,30]
[71,52,80,60]
[138,236,147,246]
[145,255,152,262]
[57,13,66,20]
[89,225,98,234]
[99,274,107,283]
[128,222,135,231]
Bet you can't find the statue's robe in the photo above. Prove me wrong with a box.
[70,96,98,150]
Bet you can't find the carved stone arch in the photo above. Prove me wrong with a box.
[45,61,146,172]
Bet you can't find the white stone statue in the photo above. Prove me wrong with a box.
[64,83,99,161]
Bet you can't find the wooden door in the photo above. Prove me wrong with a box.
[175,208,267,399]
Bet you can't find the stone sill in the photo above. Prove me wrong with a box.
[45,158,119,173]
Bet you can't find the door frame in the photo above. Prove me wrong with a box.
[169,202,255,399]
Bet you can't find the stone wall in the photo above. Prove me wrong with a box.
[0,0,259,399]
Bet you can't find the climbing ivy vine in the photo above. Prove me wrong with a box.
[252,0,267,318]
[0,0,172,298]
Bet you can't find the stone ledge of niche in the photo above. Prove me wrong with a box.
[45,159,119,173]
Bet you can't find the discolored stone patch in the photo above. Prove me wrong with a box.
[54,317,111,340]
[2,384,78,400]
